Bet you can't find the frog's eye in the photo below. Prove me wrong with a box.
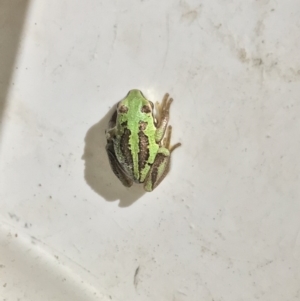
[118,105,128,113]
[141,105,151,113]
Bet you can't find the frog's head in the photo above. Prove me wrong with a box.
[117,89,154,114]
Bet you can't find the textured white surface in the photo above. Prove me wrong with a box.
[1,0,300,300]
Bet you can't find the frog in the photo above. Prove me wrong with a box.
[105,89,181,192]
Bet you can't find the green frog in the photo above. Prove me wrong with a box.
[106,89,181,192]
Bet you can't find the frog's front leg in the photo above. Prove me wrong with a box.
[106,139,133,188]
[154,93,174,143]
[144,126,181,192]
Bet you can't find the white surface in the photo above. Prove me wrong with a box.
[1,0,300,300]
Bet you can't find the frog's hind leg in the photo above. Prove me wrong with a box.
[144,126,181,192]
[106,140,133,187]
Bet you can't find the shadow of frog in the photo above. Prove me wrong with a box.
[82,105,145,207]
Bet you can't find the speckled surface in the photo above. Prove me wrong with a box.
[1,0,300,300]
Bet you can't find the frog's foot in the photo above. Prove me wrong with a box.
[144,125,181,192]
[155,93,173,143]
[105,127,117,141]
[162,125,181,153]
[155,93,172,122]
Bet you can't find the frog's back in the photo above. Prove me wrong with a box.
[114,90,159,183]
